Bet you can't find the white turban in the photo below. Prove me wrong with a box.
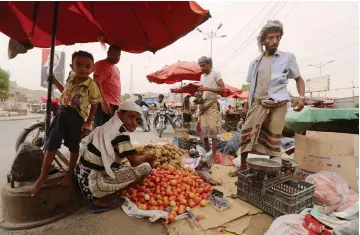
[257,19,284,53]
[117,100,143,115]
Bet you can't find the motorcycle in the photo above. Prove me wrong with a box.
[155,109,176,138]
[15,97,59,151]
[137,108,151,131]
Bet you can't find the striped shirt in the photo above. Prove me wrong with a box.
[81,125,136,170]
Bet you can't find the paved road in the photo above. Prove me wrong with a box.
[0,119,172,235]
[0,119,39,181]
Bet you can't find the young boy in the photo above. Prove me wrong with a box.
[30,51,103,196]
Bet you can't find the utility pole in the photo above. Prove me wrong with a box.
[129,65,133,95]
[196,23,227,58]
[308,60,335,98]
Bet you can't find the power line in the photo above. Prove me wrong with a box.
[217,2,272,52]
[218,2,281,67]
[220,2,288,68]
[298,43,358,63]
[283,1,297,21]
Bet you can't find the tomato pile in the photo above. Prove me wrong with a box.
[121,168,211,218]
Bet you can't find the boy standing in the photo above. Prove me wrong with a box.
[30,51,103,196]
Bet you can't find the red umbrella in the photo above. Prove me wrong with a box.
[0,1,210,53]
[171,82,242,97]
[147,61,202,84]
[0,1,210,133]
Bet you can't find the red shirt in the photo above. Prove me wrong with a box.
[93,59,121,106]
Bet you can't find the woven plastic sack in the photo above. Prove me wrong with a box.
[306,171,358,212]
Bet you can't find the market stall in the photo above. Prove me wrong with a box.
[0,1,211,230]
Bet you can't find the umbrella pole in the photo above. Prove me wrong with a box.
[45,1,59,136]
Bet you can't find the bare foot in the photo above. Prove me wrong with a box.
[228,170,238,177]
[93,196,124,208]
[29,177,46,196]
[57,174,72,186]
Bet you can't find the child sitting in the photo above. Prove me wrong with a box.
[30,51,103,196]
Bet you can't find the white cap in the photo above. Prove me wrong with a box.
[117,101,143,115]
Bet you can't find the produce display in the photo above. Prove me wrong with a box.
[121,168,212,222]
[135,143,188,169]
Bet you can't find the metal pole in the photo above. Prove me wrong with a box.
[46,1,59,136]
[210,30,213,58]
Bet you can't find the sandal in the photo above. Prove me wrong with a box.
[91,198,124,214]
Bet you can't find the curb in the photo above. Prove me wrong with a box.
[0,115,44,122]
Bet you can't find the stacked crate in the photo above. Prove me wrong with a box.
[236,169,315,218]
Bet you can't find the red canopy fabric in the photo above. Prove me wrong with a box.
[147,61,202,84]
[171,82,242,97]
[0,1,210,53]
[228,91,248,99]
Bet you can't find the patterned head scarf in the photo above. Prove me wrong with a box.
[257,20,284,53]
[198,56,212,67]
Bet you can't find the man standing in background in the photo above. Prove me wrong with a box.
[229,20,305,176]
[94,45,121,127]
[197,56,225,160]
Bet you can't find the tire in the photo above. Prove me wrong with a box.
[158,120,164,138]
[15,122,45,152]
[174,118,181,129]
[147,117,151,131]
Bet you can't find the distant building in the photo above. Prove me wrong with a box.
[334,96,359,108]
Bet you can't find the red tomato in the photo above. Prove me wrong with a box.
[136,202,141,207]
[137,192,145,198]
[165,191,173,197]
[144,189,151,194]
[159,206,165,211]
[156,195,162,200]
[128,188,134,194]
[194,197,202,205]
[188,201,196,208]
[149,182,156,188]
[163,200,169,208]
[138,198,146,204]
[155,177,161,183]
[150,188,156,193]
[149,200,158,206]
[161,191,166,197]
[157,200,163,205]
[203,185,211,193]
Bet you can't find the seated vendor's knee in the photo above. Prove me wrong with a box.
[137,162,152,176]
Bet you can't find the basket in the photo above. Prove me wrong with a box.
[237,180,315,218]
[175,128,189,139]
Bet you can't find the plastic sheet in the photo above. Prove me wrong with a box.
[305,171,359,212]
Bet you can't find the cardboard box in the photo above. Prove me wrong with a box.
[294,131,359,192]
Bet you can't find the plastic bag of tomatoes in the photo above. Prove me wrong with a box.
[121,168,212,223]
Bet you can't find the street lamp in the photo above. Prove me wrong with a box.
[308,60,335,76]
[196,23,227,58]
[308,60,335,97]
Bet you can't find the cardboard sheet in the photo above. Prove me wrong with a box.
[294,131,359,192]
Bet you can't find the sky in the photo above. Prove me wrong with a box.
[0,1,359,98]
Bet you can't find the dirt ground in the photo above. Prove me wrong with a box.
[0,129,272,235]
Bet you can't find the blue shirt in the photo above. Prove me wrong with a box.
[246,50,301,106]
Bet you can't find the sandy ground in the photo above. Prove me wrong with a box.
[0,123,272,235]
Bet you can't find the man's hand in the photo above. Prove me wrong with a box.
[143,154,155,165]
[101,102,111,114]
[82,120,93,131]
[198,86,208,92]
[293,98,305,112]
[241,107,248,115]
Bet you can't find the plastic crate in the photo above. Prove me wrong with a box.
[237,169,293,195]
[237,180,315,218]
